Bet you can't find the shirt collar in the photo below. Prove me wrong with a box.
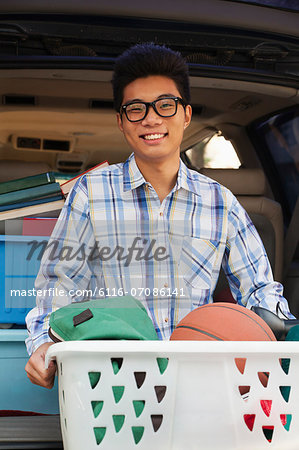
[123,152,201,197]
[123,153,146,192]
[175,159,201,197]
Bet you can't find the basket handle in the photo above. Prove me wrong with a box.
[45,343,58,369]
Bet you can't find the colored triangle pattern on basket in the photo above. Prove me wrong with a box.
[237,356,293,443]
[87,355,169,446]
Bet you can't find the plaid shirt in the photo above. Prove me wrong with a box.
[25,153,293,354]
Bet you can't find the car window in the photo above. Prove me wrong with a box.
[252,108,299,218]
[185,132,241,169]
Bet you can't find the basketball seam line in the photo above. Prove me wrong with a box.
[199,304,275,341]
[175,325,223,341]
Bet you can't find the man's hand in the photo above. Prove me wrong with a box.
[25,342,56,389]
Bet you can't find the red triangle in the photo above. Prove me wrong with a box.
[244,414,255,431]
[260,400,272,417]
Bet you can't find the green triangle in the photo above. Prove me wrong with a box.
[279,386,291,402]
[94,427,106,445]
[132,426,144,444]
[281,358,290,374]
[88,372,101,389]
[112,386,125,403]
[284,414,292,431]
[91,401,104,418]
[157,358,168,374]
[133,400,145,417]
[112,359,120,374]
[113,415,125,432]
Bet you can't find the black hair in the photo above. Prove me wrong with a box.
[112,42,190,112]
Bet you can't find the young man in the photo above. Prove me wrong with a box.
[25,42,293,388]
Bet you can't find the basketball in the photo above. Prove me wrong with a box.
[170,302,276,342]
[170,302,276,391]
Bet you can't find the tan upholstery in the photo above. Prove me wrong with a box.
[0,160,51,182]
[200,168,284,283]
[200,168,267,196]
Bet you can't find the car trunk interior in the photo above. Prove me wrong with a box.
[0,3,299,446]
[0,70,298,313]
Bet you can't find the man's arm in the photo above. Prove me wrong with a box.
[25,176,97,385]
[223,196,295,319]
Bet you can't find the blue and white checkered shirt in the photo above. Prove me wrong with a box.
[25,153,293,354]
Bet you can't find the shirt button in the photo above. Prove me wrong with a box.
[164,318,168,323]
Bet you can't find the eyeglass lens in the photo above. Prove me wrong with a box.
[125,98,177,121]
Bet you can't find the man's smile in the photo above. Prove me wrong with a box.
[140,132,168,141]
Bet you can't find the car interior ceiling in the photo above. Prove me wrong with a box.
[0,70,298,175]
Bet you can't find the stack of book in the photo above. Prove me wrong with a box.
[0,160,109,221]
[0,172,64,220]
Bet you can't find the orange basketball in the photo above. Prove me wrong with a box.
[170,302,276,391]
[170,302,276,342]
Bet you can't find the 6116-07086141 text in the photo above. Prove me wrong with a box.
[10,287,187,298]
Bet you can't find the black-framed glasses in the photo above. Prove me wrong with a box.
[120,97,185,122]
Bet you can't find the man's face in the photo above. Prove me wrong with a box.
[117,75,192,165]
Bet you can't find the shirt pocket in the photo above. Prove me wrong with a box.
[181,237,218,293]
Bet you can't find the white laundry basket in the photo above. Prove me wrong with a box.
[46,340,299,450]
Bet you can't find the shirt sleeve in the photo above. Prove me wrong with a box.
[25,175,97,355]
[222,195,295,319]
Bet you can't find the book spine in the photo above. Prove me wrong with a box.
[0,172,56,195]
[61,161,109,195]
[0,182,62,207]
[0,193,64,212]
[0,199,65,220]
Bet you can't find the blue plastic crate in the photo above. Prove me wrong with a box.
[0,329,59,413]
[0,235,49,324]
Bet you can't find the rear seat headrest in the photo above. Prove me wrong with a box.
[199,168,267,196]
[0,160,52,182]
